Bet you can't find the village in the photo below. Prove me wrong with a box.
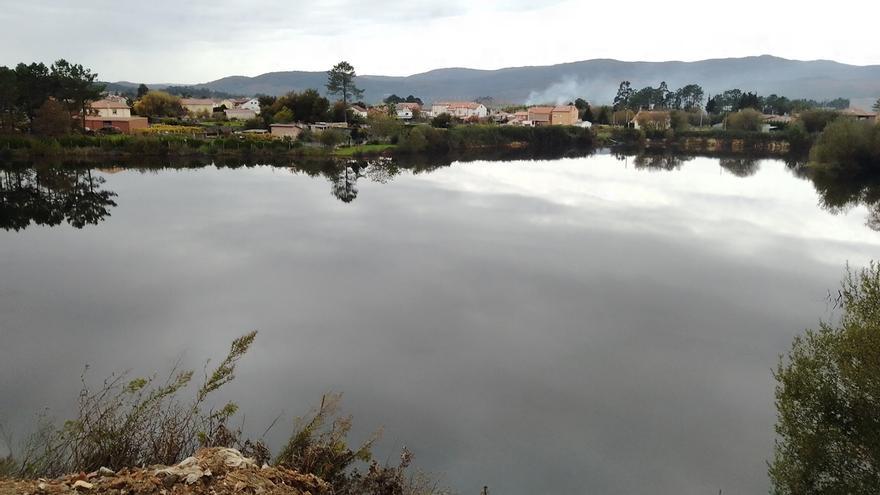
[80,92,593,140]
[81,89,880,147]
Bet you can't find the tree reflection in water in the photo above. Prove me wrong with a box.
[629,152,693,171]
[810,167,880,232]
[3,154,879,233]
[719,158,760,178]
[0,168,117,231]
[327,158,401,203]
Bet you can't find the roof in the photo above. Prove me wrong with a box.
[90,99,130,110]
[528,106,554,113]
[180,98,216,105]
[395,102,421,110]
[434,101,482,109]
[83,116,148,122]
[840,107,877,117]
[762,114,794,122]
[552,105,578,113]
[632,110,671,120]
[270,123,305,128]
[349,105,367,112]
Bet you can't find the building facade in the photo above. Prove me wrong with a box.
[431,102,488,119]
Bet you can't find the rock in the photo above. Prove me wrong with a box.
[72,480,94,491]
[97,467,115,477]
[160,473,179,488]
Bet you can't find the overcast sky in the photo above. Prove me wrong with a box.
[1,0,877,83]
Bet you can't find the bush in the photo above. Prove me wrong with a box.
[397,126,428,153]
[724,109,763,132]
[431,113,453,128]
[319,129,348,148]
[32,100,71,137]
[809,119,880,173]
[4,332,446,495]
[799,109,840,134]
[133,91,184,118]
[669,110,690,132]
[10,332,257,477]
[770,262,880,494]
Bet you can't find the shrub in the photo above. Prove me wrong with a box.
[10,332,257,477]
[319,129,348,148]
[724,109,763,132]
[430,113,453,128]
[32,100,71,137]
[133,91,184,118]
[809,118,880,173]
[799,109,840,134]
[397,126,428,153]
[4,332,447,495]
[770,262,880,494]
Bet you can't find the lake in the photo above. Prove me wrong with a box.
[1,152,879,494]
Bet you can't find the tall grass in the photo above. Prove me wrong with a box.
[2,332,449,495]
[6,332,257,477]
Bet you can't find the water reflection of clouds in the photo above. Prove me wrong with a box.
[411,156,880,265]
[2,158,878,495]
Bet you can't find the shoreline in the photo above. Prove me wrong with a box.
[0,130,803,167]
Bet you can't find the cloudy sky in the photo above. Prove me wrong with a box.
[1,0,877,83]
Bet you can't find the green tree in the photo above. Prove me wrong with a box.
[724,108,763,131]
[133,91,183,118]
[326,61,364,124]
[770,262,880,494]
[269,90,329,124]
[674,84,704,111]
[705,95,718,114]
[0,66,19,131]
[136,84,149,99]
[799,109,840,134]
[736,91,761,111]
[872,97,880,113]
[272,107,294,124]
[14,62,54,123]
[50,59,104,131]
[809,118,880,173]
[613,81,633,111]
[32,99,71,136]
[319,128,348,148]
[368,113,402,140]
[595,106,611,125]
[430,112,453,129]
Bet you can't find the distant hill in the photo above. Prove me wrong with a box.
[112,56,880,107]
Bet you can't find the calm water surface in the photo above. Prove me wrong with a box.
[2,154,879,494]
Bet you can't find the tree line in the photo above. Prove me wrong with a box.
[613,81,705,111]
[607,79,853,118]
[706,90,849,115]
[0,60,104,133]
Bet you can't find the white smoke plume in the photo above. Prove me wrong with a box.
[524,75,614,106]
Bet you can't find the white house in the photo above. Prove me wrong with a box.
[395,108,413,120]
[90,99,131,118]
[349,105,368,119]
[237,98,261,114]
[430,101,488,119]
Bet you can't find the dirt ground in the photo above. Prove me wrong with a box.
[0,448,329,495]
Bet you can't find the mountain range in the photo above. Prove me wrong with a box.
[110,55,880,108]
